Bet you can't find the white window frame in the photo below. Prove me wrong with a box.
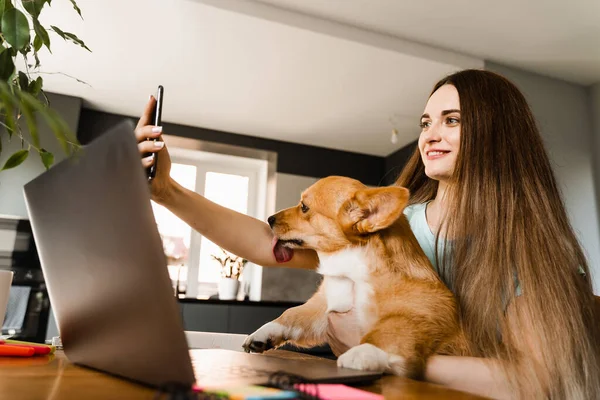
[162,135,277,301]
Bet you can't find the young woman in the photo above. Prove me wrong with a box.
[135,69,600,398]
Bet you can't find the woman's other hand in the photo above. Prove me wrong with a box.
[327,308,362,357]
[135,96,173,204]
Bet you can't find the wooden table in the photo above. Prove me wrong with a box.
[0,350,484,399]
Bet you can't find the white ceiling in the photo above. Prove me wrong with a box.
[34,0,596,157]
[256,0,600,85]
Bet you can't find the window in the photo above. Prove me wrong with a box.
[151,164,196,294]
[197,172,249,284]
[150,140,272,301]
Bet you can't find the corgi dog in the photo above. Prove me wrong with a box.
[242,176,466,379]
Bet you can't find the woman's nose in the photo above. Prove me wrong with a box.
[422,122,442,143]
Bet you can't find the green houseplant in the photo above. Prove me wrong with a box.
[0,0,89,172]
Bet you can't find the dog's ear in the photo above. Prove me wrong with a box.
[338,186,410,234]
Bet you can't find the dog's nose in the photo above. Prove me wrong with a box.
[267,215,276,228]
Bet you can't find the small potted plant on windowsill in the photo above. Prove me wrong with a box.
[211,247,248,300]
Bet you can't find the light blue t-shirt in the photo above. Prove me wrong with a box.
[403,202,521,295]
[403,202,441,274]
[402,202,585,296]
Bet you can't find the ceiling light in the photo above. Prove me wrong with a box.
[390,128,398,144]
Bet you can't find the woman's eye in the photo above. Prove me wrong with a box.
[301,203,309,213]
[446,117,460,125]
[419,121,431,129]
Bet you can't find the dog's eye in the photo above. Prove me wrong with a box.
[301,202,309,213]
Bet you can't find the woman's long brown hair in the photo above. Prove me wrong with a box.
[397,69,600,398]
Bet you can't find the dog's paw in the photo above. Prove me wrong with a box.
[337,343,401,373]
[242,322,287,353]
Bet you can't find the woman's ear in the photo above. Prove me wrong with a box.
[338,186,410,235]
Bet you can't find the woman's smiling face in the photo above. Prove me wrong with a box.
[418,84,461,182]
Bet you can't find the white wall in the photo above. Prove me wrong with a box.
[0,93,82,217]
[261,172,321,302]
[486,62,600,293]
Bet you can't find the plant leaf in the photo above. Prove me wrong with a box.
[19,92,39,147]
[49,24,65,39]
[0,81,16,137]
[33,34,42,52]
[68,0,81,18]
[24,110,39,147]
[22,0,45,18]
[2,8,30,50]
[0,0,14,18]
[1,148,28,171]
[18,43,31,57]
[63,32,90,52]
[50,26,90,51]
[18,70,28,91]
[0,47,15,81]
[39,148,53,169]
[4,105,15,137]
[28,76,42,96]
[33,19,50,52]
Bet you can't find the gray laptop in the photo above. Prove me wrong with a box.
[22,120,381,389]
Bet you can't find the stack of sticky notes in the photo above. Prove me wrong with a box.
[0,339,55,357]
[296,384,384,400]
[197,383,384,400]
[200,385,297,399]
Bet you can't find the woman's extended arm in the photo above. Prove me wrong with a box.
[161,179,318,269]
[134,96,318,270]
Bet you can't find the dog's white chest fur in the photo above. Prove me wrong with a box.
[317,248,373,325]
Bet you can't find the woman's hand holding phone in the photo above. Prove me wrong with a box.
[135,94,173,204]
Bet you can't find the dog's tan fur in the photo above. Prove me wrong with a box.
[243,176,467,378]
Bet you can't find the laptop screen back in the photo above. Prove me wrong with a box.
[24,121,195,387]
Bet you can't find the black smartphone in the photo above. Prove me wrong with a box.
[146,85,164,181]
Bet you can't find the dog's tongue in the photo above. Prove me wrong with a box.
[272,236,294,263]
